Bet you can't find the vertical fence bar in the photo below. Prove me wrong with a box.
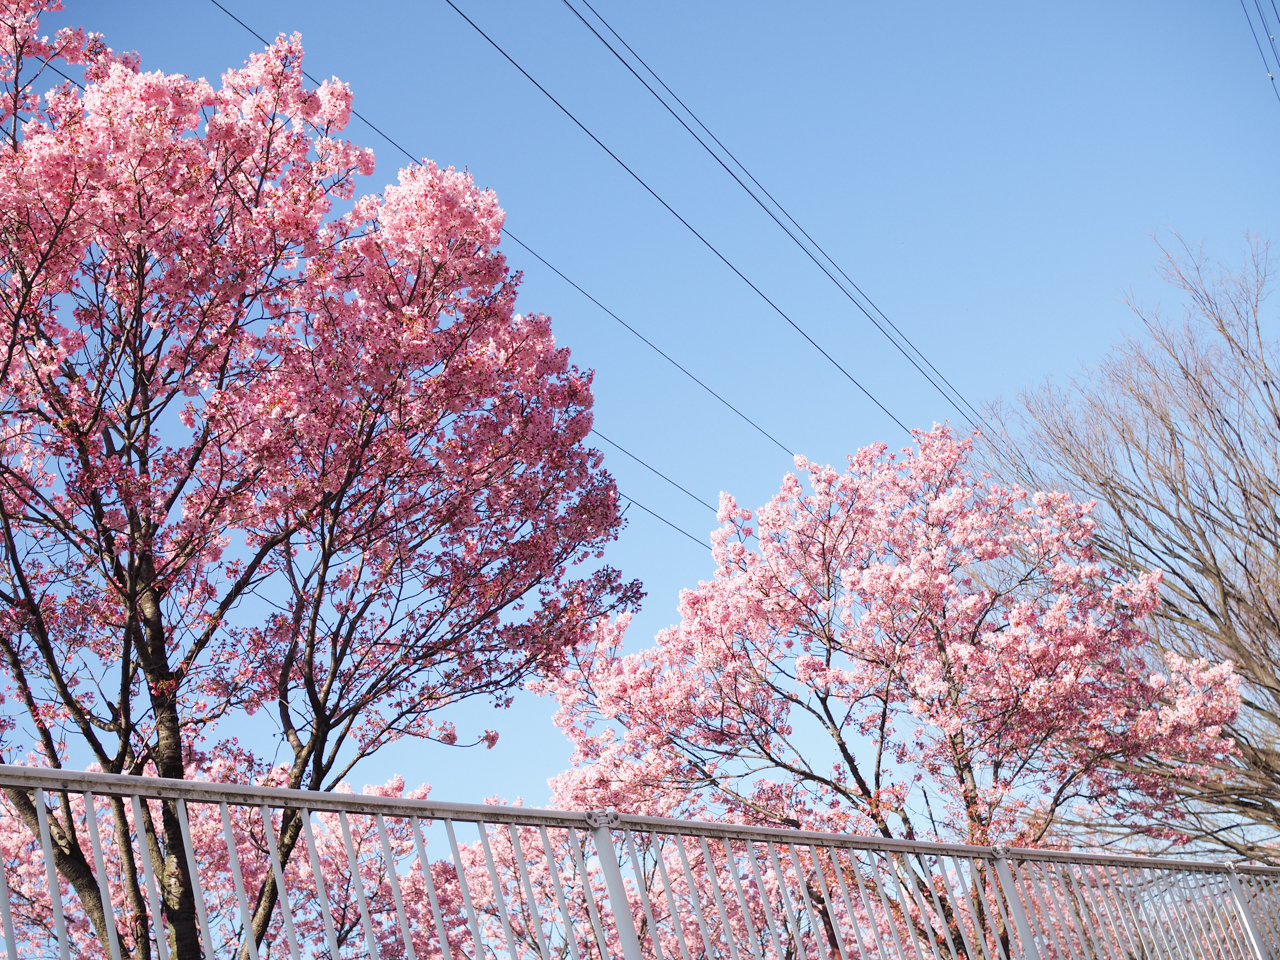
[1064,862,1120,960]
[0,842,19,960]
[623,831,665,960]
[302,810,345,960]
[1038,861,1084,960]
[587,811,645,960]
[545,825,585,960]
[1215,870,1259,960]
[1250,873,1280,949]
[876,851,928,960]
[807,846,848,960]
[995,861,1028,960]
[1255,873,1280,940]
[829,847,878,960]
[173,800,212,960]
[701,836,743,960]
[786,843,825,960]
[654,834,694,960]
[1237,873,1280,949]
[723,839,766,960]
[33,788,71,960]
[1148,866,1188,959]
[1076,862,1124,960]
[566,825,612,960]
[935,856,981,960]
[854,850,904,960]
[1227,864,1272,960]
[1018,863,1054,960]
[219,801,261,960]
[476,820,521,960]
[411,817,454,960]
[946,857,993,960]
[131,795,172,960]
[338,811,381,960]
[1152,868,1197,960]
[676,835,718,960]
[975,858,1014,960]
[1133,867,1180,960]
[766,842,809,960]
[1175,870,1213,960]
[1123,864,1168,960]
[375,813,419,960]
[260,806,303,960]
[1084,864,1138,960]
[898,853,953,960]
[1186,872,1237,960]
[914,853,961,960]
[1034,861,1084,960]
[1108,866,1151,960]
[1172,869,1219,960]
[1050,863,1093,960]
[445,818,487,959]
[993,850,1041,960]
[84,792,125,960]
[744,839,789,960]
[510,824,552,960]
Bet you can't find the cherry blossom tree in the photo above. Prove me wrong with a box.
[526,427,1241,959]
[537,427,1240,849]
[0,1,638,957]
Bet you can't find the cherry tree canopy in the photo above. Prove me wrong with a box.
[537,427,1239,847]
[0,2,638,955]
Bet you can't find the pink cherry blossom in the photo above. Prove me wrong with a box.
[0,3,638,957]
[535,427,1239,848]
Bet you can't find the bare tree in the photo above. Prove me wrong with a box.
[985,237,1280,859]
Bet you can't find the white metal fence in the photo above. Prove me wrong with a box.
[0,765,1276,960]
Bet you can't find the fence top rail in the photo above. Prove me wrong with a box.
[0,763,1271,875]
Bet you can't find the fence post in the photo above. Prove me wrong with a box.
[992,847,1042,960]
[1226,864,1273,960]
[587,810,645,960]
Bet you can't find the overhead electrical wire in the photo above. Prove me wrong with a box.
[205,0,717,553]
[591,429,717,513]
[559,0,991,435]
[614,493,710,550]
[508,234,794,458]
[442,0,912,437]
[1256,0,1280,70]
[1239,0,1280,104]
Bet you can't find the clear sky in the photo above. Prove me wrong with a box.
[44,0,1280,805]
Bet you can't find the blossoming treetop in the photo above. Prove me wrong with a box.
[0,1,637,954]
[537,428,1240,848]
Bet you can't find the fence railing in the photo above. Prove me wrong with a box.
[0,764,1275,960]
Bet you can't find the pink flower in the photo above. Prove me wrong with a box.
[536,427,1238,847]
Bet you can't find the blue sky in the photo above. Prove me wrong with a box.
[46,0,1280,804]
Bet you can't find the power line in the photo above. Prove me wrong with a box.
[560,0,991,435]
[1239,0,1280,104]
[1254,0,1280,79]
[616,493,710,551]
[205,0,718,554]
[508,234,793,458]
[591,429,716,512]
[592,429,766,545]
[443,0,911,437]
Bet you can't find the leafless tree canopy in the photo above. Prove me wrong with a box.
[986,238,1280,859]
